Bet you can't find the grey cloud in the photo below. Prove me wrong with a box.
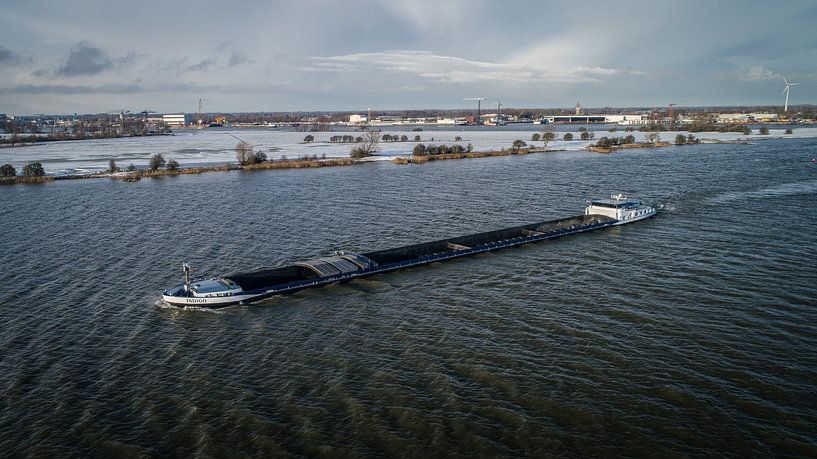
[0,46,32,67]
[0,46,22,66]
[153,82,228,93]
[115,51,141,67]
[9,83,143,94]
[183,59,215,73]
[58,41,113,76]
[228,51,248,67]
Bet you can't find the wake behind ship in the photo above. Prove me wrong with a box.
[162,196,655,308]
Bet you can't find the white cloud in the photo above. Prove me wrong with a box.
[736,65,781,82]
[575,66,646,76]
[306,50,645,85]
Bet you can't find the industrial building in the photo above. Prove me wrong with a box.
[162,113,187,128]
[539,114,650,125]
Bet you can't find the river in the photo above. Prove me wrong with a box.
[1,133,816,456]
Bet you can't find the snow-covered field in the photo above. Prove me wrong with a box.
[2,126,815,175]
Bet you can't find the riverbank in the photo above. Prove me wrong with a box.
[0,176,54,185]
[391,147,556,164]
[0,138,738,185]
[0,157,365,185]
[586,141,673,154]
[0,132,173,148]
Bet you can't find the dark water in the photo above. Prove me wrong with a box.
[2,139,816,456]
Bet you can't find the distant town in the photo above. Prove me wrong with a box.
[1,103,815,146]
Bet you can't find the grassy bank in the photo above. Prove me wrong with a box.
[392,148,545,164]
[587,141,673,154]
[0,176,54,185]
[3,137,718,185]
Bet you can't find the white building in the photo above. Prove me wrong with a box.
[717,114,751,123]
[718,113,780,123]
[436,117,467,125]
[349,114,367,124]
[604,114,650,125]
[162,113,186,128]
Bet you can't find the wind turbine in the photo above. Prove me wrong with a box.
[782,77,799,112]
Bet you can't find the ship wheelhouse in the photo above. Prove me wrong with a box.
[585,194,655,224]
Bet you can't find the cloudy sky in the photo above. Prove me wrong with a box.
[1,0,815,114]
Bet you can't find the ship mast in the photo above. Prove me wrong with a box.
[182,263,191,292]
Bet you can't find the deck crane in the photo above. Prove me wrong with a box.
[464,97,485,125]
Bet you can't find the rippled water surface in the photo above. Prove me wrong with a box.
[2,136,816,456]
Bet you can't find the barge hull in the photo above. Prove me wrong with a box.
[166,213,618,308]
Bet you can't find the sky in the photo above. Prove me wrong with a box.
[1,0,816,114]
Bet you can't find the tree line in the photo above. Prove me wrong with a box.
[0,162,46,177]
[412,143,473,156]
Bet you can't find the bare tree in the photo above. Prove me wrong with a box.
[235,141,257,165]
[350,129,379,159]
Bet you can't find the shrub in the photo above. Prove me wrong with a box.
[0,164,16,177]
[674,134,687,145]
[413,143,427,156]
[166,159,180,170]
[466,143,473,152]
[255,151,267,162]
[400,135,408,142]
[22,162,45,177]
[511,140,527,152]
[413,135,421,142]
[563,133,574,141]
[150,153,166,170]
[759,126,769,135]
[531,133,541,141]
[108,159,118,173]
[596,137,612,148]
[455,136,462,142]
[303,135,314,143]
[236,143,264,165]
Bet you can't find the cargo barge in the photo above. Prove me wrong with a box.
[162,195,655,308]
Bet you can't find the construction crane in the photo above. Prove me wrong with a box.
[464,97,485,125]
